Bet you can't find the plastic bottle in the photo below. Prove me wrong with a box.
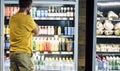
[36,37,39,51]
[66,39,71,51]
[70,7,74,17]
[60,7,64,17]
[58,38,62,51]
[61,38,65,51]
[51,37,55,51]
[39,37,43,51]
[33,37,36,51]
[48,26,51,35]
[118,57,120,70]
[96,58,98,71]
[58,26,61,35]
[63,7,67,17]
[54,26,58,35]
[54,37,59,51]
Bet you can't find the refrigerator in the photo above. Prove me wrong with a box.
[0,0,78,71]
[86,0,120,71]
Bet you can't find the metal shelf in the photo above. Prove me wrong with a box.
[97,35,120,38]
[34,35,74,38]
[5,16,74,21]
[97,52,120,55]
[34,17,74,20]
[4,0,76,5]
[33,51,73,55]
[97,17,120,21]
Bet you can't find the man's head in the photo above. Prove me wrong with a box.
[19,0,32,14]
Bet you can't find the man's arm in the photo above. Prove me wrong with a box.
[32,25,39,35]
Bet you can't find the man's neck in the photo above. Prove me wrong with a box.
[18,8,27,15]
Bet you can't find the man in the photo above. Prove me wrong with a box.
[9,0,39,71]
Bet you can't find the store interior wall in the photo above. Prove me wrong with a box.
[78,0,86,71]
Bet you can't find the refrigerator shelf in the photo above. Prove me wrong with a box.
[5,16,74,20]
[97,52,120,55]
[33,51,73,55]
[97,17,120,21]
[34,17,74,20]
[97,35,120,38]
[34,35,74,38]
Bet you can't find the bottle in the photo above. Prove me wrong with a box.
[63,7,67,17]
[42,37,45,51]
[96,57,98,71]
[9,7,14,16]
[44,26,48,35]
[41,26,43,35]
[33,37,36,51]
[36,37,39,51]
[58,38,62,51]
[66,39,71,51]
[70,7,74,18]
[57,7,60,17]
[5,6,9,17]
[44,9,48,17]
[64,27,68,35]
[109,56,113,70]
[48,26,51,35]
[112,56,115,70]
[51,37,55,51]
[51,7,55,17]
[60,7,64,17]
[45,38,49,51]
[51,26,54,35]
[54,37,59,51]
[97,56,102,70]
[58,26,61,35]
[70,39,74,51]
[61,38,65,51]
[39,37,43,51]
[66,7,70,17]
[31,7,37,18]
[54,26,58,35]
[47,37,51,52]
[48,7,51,17]
[118,57,120,70]
[68,21,71,35]
[36,9,40,17]
[42,26,45,35]
[41,9,44,17]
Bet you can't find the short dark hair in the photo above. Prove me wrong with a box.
[19,0,32,8]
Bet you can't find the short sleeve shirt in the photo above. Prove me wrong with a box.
[9,13,37,53]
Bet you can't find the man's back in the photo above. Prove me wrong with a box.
[9,13,36,53]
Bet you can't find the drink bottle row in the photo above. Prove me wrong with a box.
[33,37,74,52]
[31,6,74,18]
[33,53,74,71]
[4,25,74,35]
[38,26,74,35]
[4,25,10,35]
[96,55,120,71]
[4,6,74,18]
[96,44,120,52]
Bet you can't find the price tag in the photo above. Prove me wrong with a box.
[61,52,73,54]
[6,51,10,54]
[97,18,100,20]
[69,18,73,20]
[52,52,60,54]
[108,18,113,20]
[44,52,48,54]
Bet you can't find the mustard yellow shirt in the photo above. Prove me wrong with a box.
[9,13,37,53]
